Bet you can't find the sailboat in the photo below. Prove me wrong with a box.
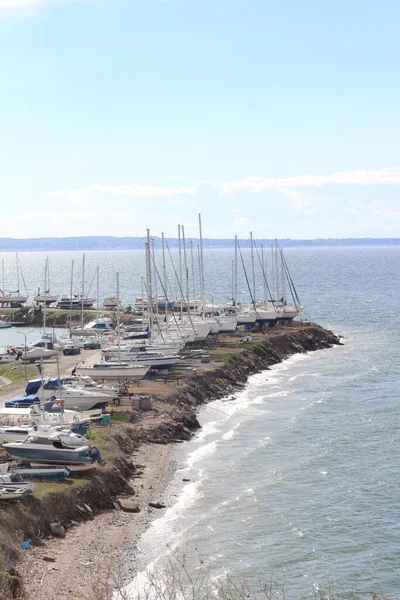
[0,255,28,307]
[77,273,150,381]
[34,257,59,305]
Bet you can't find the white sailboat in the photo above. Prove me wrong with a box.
[77,273,150,382]
[34,257,58,305]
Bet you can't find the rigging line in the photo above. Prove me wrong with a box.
[281,250,301,306]
[140,275,164,341]
[165,239,196,334]
[18,257,29,297]
[236,240,257,312]
[86,268,97,297]
[252,240,275,304]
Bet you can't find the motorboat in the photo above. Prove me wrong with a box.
[0,351,17,365]
[25,378,113,411]
[16,333,59,361]
[57,295,95,310]
[22,347,58,361]
[13,465,71,481]
[77,362,150,381]
[70,317,115,337]
[3,431,104,465]
[0,320,11,329]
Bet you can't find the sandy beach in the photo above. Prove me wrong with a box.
[21,442,177,600]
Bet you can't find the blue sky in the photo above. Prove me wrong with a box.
[1,0,400,239]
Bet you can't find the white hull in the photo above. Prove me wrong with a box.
[236,313,257,325]
[77,364,149,381]
[217,317,237,333]
[0,354,16,365]
[0,321,12,329]
[276,306,303,320]
[34,294,58,304]
[23,348,57,361]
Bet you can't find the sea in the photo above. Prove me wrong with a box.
[2,246,400,597]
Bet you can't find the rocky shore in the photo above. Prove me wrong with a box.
[0,322,341,600]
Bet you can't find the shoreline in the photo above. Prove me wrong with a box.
[1,322,342,600]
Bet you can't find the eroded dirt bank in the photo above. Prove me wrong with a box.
[0,322,341,599]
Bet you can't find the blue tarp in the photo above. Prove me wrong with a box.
[25,378,62,395]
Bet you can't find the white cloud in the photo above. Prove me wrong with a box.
[216,167,400,194]
[50,167,400,202]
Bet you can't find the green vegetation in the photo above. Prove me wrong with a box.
[111,412,131,423]
[32,478,87,500]
[0,364,37,384]
[210,351,235,365]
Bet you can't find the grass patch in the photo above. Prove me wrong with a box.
[33,478,87,500]
[0,364,37,384]
[210,351,235,365]
[111,412,131,423]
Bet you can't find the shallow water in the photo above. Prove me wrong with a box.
[118,246,400,598]
[3,246,400,596]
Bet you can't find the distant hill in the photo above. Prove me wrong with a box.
[0,236,400,251]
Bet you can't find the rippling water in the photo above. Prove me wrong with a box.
[115,246,400,598]
[2,246,400,596]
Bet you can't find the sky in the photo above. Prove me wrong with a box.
[1,0,400,239]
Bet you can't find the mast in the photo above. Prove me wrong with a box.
[161,232,168,317]
[69,260,74,329]
[280,246,286,304]
[182,225,189,305]
[16,253,20,292]
[250,232,256,303]
[151,238,159,322]
[146,229,153,337]
[190,241,196,304]
[1,259,4,293]
[231,260,234,304]
[261,243,267,303]
[270,245,275,301]
[96,266,100,318]
[234,235,238,307]
[198,214,205,317]
[81,253,85,330]
[178,224,183,318]
[275,240,279,303]
[43,258,47,334]
[116,272,121,363]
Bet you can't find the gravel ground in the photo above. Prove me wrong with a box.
[21,443,176,600]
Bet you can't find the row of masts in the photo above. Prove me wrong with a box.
[0,220,299,316]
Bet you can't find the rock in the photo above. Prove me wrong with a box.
[113,501,122,511]
[119,499,141,513]
[83,504,93,514]
[182,478,190,482]
[149,502,166,509]
[50,523,66,538]
[42,555,56,563]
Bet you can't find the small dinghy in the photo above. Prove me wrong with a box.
[0,485,32,500]
[14,465,71,481]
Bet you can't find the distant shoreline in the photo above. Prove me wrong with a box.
[1,236,400,251]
